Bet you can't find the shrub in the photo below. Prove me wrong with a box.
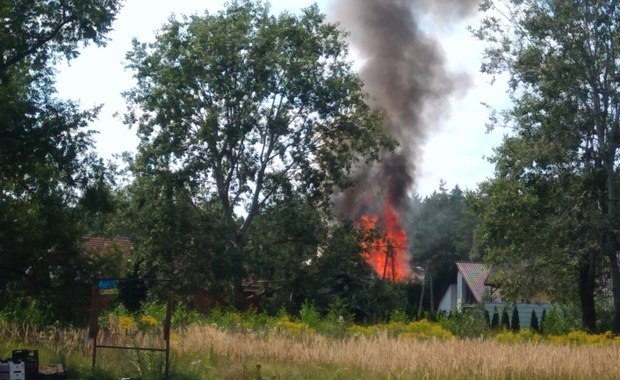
[500,308,510,330]
[0,297,55,327]
[495,329,540,344]
[390,308,409,323]
[437,308,489,338]
[530,310,539,332]
[511,306,520,332]
[400,319,453,341]
[206,308,244,330]
[299,301,321,329]
[491,308,499,329]
[546,330,618,346]
[346,324,374,337]
[541,304,580,335]
[275,315,315,336]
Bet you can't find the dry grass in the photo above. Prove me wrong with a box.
[2,320,620,379]
[175,325,620,379]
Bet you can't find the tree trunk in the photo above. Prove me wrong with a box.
[609,246,620,333]
[578,251,597,332]
[604,126,619,332]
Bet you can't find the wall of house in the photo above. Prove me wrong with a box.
[484,302,553,329]
[438,284,457,312]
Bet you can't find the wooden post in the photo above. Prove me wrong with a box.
[163,292,174,379]
[417,261,429,319]
[429,269,434,314]
[89,285,99,368]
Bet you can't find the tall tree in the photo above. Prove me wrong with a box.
[123,0,393,302]
[0,0,122,323]
[472,0,620,331]
[406,184,477,305]
[0,0,121,74]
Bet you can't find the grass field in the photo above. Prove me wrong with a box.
[1,320,620,379]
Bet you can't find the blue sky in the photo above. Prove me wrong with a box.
[55,0,508,197]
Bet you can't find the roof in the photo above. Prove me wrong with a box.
[456,262,490,303]
[82,236,132,258]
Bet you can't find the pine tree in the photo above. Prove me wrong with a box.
[511,306,520,332]
[530,310,540,332]
[501,308,510,330]
[491,308,500,329]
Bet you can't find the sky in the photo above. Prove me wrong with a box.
[55,0,508,197]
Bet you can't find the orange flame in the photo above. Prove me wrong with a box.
[356,201,411,282]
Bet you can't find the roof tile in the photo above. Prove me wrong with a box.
[456,262,490,302]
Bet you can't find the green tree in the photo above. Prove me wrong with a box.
[491,308,500,329]
[407,184,477,305]
[123,0,393,302]
[511,305,520,332]
[501,308,510,330]
[0,0,121,74]
[530,309,540,332]
[0,0,122,323]
[471,0,620,331]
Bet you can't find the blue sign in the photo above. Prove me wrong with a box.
[98,278,119,295]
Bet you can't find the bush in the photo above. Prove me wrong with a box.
[299,301,321,329]
[274,317,315,336]
[495,329,541,344]
[500,308,510,330]
[530,310,539,332]
[546,330,620,346]
[0,297,56,327]
[491,308,499,329]
[541,304,580,335]
[437,308,489,338]
[511,306,520,332]
[399,319,453,340]
[389,308,409,323]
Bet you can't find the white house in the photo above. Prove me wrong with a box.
[438,262,495,312]
[437,262,552,328]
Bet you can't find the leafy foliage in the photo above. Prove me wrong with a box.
[501,308,510,330]
[0,0,121,324]
[437,308,489,338]
[0,0,121,74]
[406,184,477,304]
[471,0,620,331]
[122,0,394,305]
[530,309,540,332]
[511,306,520,332]
[491,308,500,329]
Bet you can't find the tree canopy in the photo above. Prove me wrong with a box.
[471,0,620,331]
[122,0,394,304]
[0,0,122,323]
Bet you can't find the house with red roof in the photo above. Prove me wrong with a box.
[82,236,133,258]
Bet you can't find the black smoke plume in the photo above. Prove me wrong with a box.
[331,0,479,217]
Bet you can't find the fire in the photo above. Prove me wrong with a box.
[356,201,411,282]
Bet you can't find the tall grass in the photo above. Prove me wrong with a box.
[176,324,620,379]
[1,317,620,379]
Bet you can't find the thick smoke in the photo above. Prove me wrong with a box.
[331,0,479,217]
